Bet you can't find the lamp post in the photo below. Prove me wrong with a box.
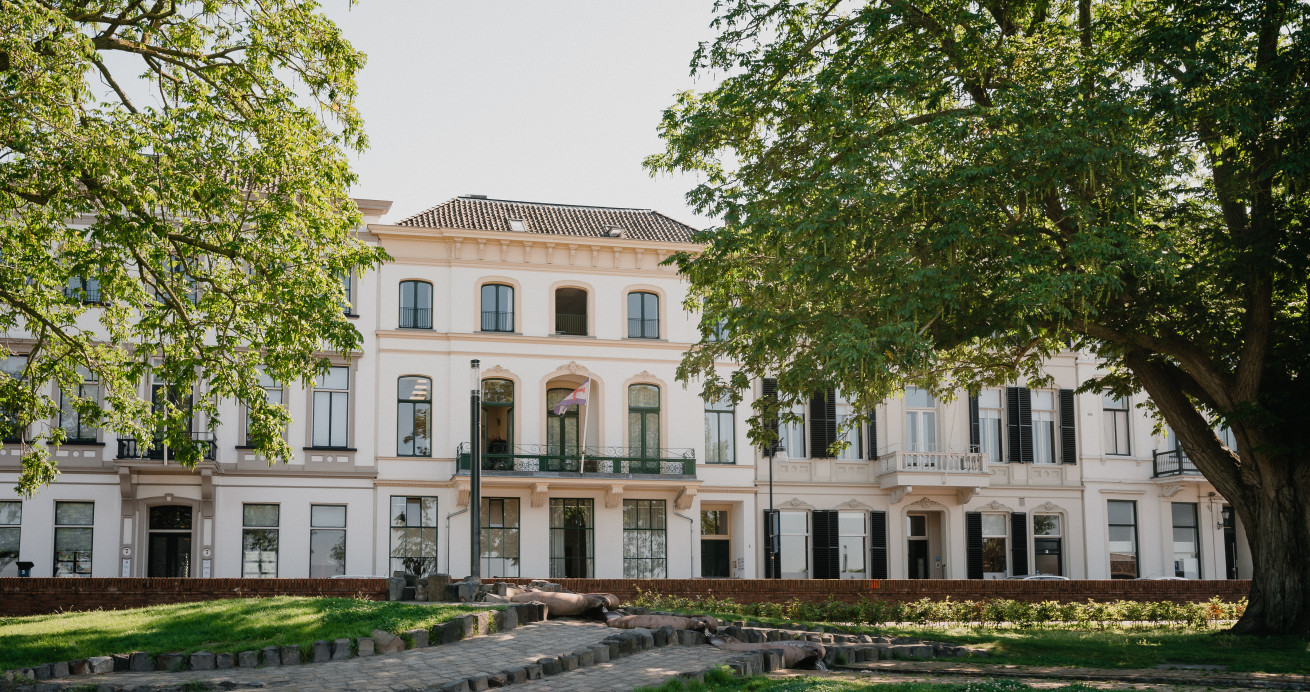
[469,359,481,582]
[767,439,781,580]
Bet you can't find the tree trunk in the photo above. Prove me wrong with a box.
[1227,451,1310,635]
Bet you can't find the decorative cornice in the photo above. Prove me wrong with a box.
[1033,501,1066,513]
[777,497,814,510]
[835,498,873,511]
[907,496,945,510]
[977,500,1014,512]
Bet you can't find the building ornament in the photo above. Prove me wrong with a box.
[530,482,550,508]
[556,361,589,376]
[1159,483,1185,498]
[675,487,697,510]
[890,486,914,504]
[836,498,873,510]
[605,484,623,508]
[907,496,945,510]
[957,486,982,504]
[481,365,513,379]
[1033,501,1066,513]
[777,497,814,509]
[979,500,1014,512]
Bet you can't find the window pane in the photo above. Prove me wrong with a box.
[780,535,807,574]
[982,537,1007,573]
[629,384,659,408]
[1171,502,1197,527]
[1033,514,1061,536]
[0,501,19,525]
[330,392,348,447]
[838,512,864,536]
[309,529,346,577]
[982,513,1007,537]
[313,391,331,446]
[311,505,346,528]
[55,502,94,525]
[1107,500,1136,525]
[399,377,431,401]
[779,510,807,534]
[316,366,349,390]
[421,498,438,526]
[482,379,514,404]
[390,497,407,527]
[839,535,865,573]
[243,504,279,527]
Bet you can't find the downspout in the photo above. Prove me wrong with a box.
[673,487,695,577]
[446,506,469,575]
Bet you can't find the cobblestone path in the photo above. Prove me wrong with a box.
[512,645,737,692]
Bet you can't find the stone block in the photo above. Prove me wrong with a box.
[311,640,331,664]
[50,662,69,678]
[427,573,452,599]
[69,659,90,675]
[332,638,352,660]
[766,629,782,642]
[652,628,669,647]
[482,593,509,604]
[450,580,479,603]
[575,649,595,667]
[890,644,934,660]
[528,579,562,592]
[216,653,234,669]
[486,671,509,688]
[603,639,622,659]
[502,668,527,685]
[403,628,429,649]
[561,654,579,671]
[128,652,154,672]
[525,664,543,680]
[538,657,561,676]
[676,629,705,646]
[261,646,281,667]
[590,644,610,664]
[402,586,417,600]
[189,652,216,670]
[32,664,51,680]
[356,638,375,657]
[680,671,706,684]
[237,650,258,668]
[436,620,462,645]
[441,679,470,692]
[280,645,301,666]
[372,629,406,654]
[632,628,655,650]
[387,576,406,601]
[473,610,491,634]
[467,674,490,691]
[87,657,114,675]
[494,606,517,631]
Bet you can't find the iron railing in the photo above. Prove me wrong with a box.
[555,313,587,335]
[117,432,216,462]
[455,442,694,476]
[1152,448,1201,477]
[628,318,659,339]
[399,307,432,329]
[481,311,513,332]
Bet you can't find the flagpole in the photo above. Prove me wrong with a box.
[579,377,590,468]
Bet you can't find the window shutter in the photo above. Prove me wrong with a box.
[966,511,984,579]
[1006,387,1022,463]
[809,389,837,458]
[761,378,780,454]
[868,408,878,460]
[1007,387,1034,463]
[762,509,780,579]
[1011,512,1029,576]
[811,509,840,579]
[968,394,980,453]
[1059,389,1077,464]
[869,511,888,579]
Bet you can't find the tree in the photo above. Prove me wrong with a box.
[0,1,386,493]
[648,0,1309,634]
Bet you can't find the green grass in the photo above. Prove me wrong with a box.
[662,611,1310,675]
[0,597,488,670]
[638,669,1107,692]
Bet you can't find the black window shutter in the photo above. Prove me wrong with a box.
[1059,389,1077,464]
[1011,512,1029,576]
[809,389,837,458]
[1006,387,1022,463]
[968,394,980,452]
[869,511,888,579]
[762,378,780,454]
[762,509,780,578]
[825,389,837,455]
[1007,387,1033,463]
[811,509,840,579]
[868,408,878,460]
[966,511,984,579]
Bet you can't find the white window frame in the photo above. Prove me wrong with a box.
[1031,390,1057,464]
[905,387,937,452]
[312,366,350,449]
[981,512,1009,578]
[1102,393,1131,456]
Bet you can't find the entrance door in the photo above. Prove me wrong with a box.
[1222,506,1238,579]
[549,498,593,578]
[700,509,731,577]
[147,505,193,577]
[907,513,930,579]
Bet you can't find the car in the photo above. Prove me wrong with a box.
[1004,574,1071,580]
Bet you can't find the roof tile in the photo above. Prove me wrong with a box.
[394,196,698,243]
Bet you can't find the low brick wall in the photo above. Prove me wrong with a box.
[0,578,388,616]
[497,578,1250,605]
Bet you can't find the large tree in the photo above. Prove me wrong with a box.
[1,1,386,493]
[649,0,1309,634]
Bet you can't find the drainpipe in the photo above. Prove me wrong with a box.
[673,487,695,577]
[445,506,469,575]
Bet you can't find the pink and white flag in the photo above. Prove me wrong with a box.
[553,378,590,415]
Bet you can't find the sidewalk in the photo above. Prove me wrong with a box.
[835,660,1310,691]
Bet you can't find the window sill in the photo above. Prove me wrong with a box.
[479,330,520,335]
[48,440,105,447]
[304,446,357,452]
[344,312,359,320]
[625,336,664,341]
[396,454,433,459]
[549,333,594,339]
[397,326,434,331]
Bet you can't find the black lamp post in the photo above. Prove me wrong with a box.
[767,440,779,579]
[469,359,481,582]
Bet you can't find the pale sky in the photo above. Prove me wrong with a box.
[322,1,722,228]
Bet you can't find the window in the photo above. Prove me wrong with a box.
[1031,390,1057,464]
[397,376,432,457]
[481,498,520,578]
[65,275,101,303]
[545,388,580,458]
[389,496,437,575]
[700,509,730,578]
[242,504,279,578]
[1107,500,1138,579]
[399,281,433,329]
[623,499,667,578]
[309,505,346,578]
[549,498,593,578]
[1103,394,1130,455]
[628,384,660,459]
[905,387,937,452]
[54,501,94,577]
[1033,513,1063,576]
[839,512,866,578]
[0,501,20,577]
[978,390,1004,462]
[704,395,735,464]
[482,378,514,458]
[481,283,514,332]
[778,401,805,458]
[245,368,283,446]
[1216,425,1238,452]
[58,367,99,443]
[779,510,809,578]
[312,366,349,448]
[554,287,587,336]
[1172,502,1200,579]
[508,218,526,232]
[835,396,862,460]
[341,272,354,315]
[627,291,659,339]
[2,355,28,443]
[982,513,1009,577]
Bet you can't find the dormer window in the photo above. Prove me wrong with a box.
[605,225,625,238]
[508,219,526,232]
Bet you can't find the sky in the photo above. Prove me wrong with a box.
[321,1,723,228]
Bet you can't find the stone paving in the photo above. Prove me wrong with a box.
[512,646,738,692]
[841,660,1310,690]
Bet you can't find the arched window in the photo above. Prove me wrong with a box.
[481,284,514,332]
[627,292,659,339]
[481,378,514,465]
[546,387,581,458]
[628,384,660,459]
[397,376,432,457]
[554,287,588,336]
[399,281,433,329]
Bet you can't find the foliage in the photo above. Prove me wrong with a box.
[0,596,485,670]
[643,678,1191,692]
[648,0,1310,635]
[0,0,388,493]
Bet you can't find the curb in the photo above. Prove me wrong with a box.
[833,662,1310,691]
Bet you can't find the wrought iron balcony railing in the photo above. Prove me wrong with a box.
[555,313,587,336]
[399,307,433,329]
[455,442,694,477]
[1152,448,1202,477]
[117,432,216,462]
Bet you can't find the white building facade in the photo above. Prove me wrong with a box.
[0,195,1249,583]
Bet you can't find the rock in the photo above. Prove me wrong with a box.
[261,646,281,667]
[528,580,563,592]
[50,662,69,678]
[677,629,705,646]
[538,657,561,676]
[129,652,154,672]
[632,628,656,650]
[560,654,578,671]
[402,586,417,600]
[458,614,479,638]
[372,629,406,654]
[190,652,216,670]
[467,674,490,691]
[312,640,331,663]
[404,628,429,648]
[482,593,509,604]
[281,645,301,666]
[216,652,234,669]
[434,620,462,645]
[525,664,543,680]
[415,577,429,602]
[238,650,259,668]
[356,638,375,657]
[111,654,131,672]
[32,664,51,680]
[502,667,528,684]
[890,644,934,660]
[332,638,352,660]
[427,573,453,599]
[590,644,611,663]
[485,671,509,688]
[450,579,480,603]
[69,658,90,675]
[387,576,406,601]
[652,628,669,647]
[87,657,114,675]
[575,649,595,667]
[494,606,517,631]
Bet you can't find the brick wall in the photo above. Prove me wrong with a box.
[497,578,1249,605]
[0,578,388,617]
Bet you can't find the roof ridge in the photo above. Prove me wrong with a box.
[456,196,654,213]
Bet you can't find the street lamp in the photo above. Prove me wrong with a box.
[469,359,481,582]
[767,437,782,580]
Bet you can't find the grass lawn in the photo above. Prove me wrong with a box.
[0,597,488,671]
[672,612,1310,675]
[640,669,1103,692]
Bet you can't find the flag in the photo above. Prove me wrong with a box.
[553,378,590,415]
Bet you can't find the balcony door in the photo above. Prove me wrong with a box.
[545,387,580,465]
[147,505,193,577]
[481,379,514,468]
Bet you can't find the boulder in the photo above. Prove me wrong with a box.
[509,591,604,618]
[372,629,406,654]
[528,580,563,592]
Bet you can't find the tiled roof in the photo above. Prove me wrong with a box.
[394,196,699,243]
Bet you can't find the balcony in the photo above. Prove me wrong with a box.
[399,307,432,329]
[117,432,216,462]
[1153,448,1203,478]
[875,449,990,495]
[455,442,694,478]
[555,313,587,336]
